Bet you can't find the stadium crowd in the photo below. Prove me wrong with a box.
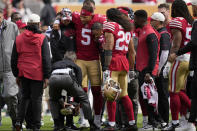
[0,0,197,131]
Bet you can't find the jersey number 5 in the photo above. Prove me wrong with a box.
[115,31,131,51]
[184,27,192,46]
[81,28,91,45]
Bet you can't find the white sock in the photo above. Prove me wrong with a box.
[129,120,135,125]
[172,120,179,125]
[94,115,101,127]
[80,108,85,122]
[180,116,186,121]
[108,122,115,126]
[94,115,101,122]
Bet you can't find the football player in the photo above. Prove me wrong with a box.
[163,0,193,130]
[102,8,136,131]
[116,6,139,127]
[71,3,106,128]
[169,1,197,130]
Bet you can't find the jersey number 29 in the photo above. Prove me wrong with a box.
[115,31,131,51]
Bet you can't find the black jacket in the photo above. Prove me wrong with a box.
[50,23,76,63]
[177,20,197,71]
[52,58,82,85]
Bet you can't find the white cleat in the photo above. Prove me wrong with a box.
[79,119,90,128]
[185,122,196,131]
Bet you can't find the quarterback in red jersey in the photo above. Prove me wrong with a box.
[164,0,193,130]
[102,8,136,131]
[72,5,106,127]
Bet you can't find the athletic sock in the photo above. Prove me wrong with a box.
[170,92,181,121]
[91,86,103,115]
[121,95,135,121]
[107,101,116,122]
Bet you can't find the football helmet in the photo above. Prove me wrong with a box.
[60,101,80,116]
[102,78,121,101]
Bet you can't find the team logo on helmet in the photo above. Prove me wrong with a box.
[102,78,122,101]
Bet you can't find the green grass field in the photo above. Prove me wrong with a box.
[0,114,143,131]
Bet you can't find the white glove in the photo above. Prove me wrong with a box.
[163,62,171,78]
[103,70,111,83]
[128,70,136,83]
[190,71,194,77]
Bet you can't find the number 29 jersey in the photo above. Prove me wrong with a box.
[169,17,192,48]
[72,12,106,61]
[103,22,132,71]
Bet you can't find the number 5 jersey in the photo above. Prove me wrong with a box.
[72,12,106,61]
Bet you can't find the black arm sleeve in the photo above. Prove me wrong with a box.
[50,30,62,63]
[144,33,158,74]
[11,42,18,77]
[42,37,51,79]
[160,33,171,51]
[177,21,197,56]
[75,66,82,86]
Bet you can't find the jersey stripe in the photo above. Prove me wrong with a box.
[103,23,115,31]
[104,23,115,29]
[103,24,115,30]
[170,20,182,24]
[169,23,182,28]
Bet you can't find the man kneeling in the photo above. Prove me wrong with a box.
[49,51,99,131]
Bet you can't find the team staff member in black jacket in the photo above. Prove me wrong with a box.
[49,52,99,131]
[169,1,197,130]
[50,8,78,130]
[50,8,76,63]
[11,14,51,131]
[150,12,171,125]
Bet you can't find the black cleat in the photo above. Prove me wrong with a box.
[90,122,100,131]
[121,124,138,131]
[15,122,22,131]
[102,123,118,131]
[66,124,80,130]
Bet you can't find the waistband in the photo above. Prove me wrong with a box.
[52,73,69,75]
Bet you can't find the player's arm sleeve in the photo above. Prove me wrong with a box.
[144,33,158,74]
[177,21,197,56]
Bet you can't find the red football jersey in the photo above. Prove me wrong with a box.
[103,22,132,71]
[169,17,192,48]
[72,12,106,61]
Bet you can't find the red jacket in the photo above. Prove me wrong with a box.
[16,30,45,81]
[136,24,160,76]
